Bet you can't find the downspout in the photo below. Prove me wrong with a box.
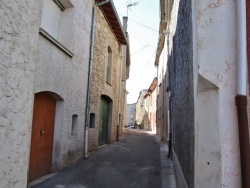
[235,0,250,187]
[85,0,110,159]
[117,46,122,141]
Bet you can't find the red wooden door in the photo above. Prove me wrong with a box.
[29,92,56,181]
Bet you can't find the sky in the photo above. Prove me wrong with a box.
[113,0,160,104]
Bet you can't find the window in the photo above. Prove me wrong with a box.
[71,114,78,136]
[89,113,95,128]
[40,0,74,56]
[106,46,112,84]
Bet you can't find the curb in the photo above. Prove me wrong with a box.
[154,135,177,188]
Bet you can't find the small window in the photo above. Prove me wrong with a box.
[89,113,95,128]
[106,46,112,84]
[71,114,78,136]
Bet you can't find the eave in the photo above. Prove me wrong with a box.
[144,77,158,98]
[97,0,128,45]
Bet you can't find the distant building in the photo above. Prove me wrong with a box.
[135,90,148,129]
[143,77,157,132]
[126,103,136,127]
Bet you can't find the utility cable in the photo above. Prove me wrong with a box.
[131,44,149,55]
[133,36,165,79]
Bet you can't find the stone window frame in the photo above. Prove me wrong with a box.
[39,0,74,57]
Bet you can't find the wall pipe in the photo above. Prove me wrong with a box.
[84,0,110,159]
[236,0,250,187]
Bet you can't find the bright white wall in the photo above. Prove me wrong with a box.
[193,0,241,187]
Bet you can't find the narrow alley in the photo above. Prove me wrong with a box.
[30,129,175,188]
[2,0,250,187]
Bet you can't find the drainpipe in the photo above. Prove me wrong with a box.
[85,0,110,159]
[235,0,250,187]
[117,46,122,141]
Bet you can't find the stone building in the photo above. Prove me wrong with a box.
[143,77,157,132]
[156,0,250,187]
[126,103,136,127]
[135,89,148,129]
[88,1,130,150]
[0,0,93,187]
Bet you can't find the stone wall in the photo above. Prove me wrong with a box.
[89,7,122,151]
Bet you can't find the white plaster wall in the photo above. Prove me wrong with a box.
[33,0,93,168]
[0,0,93,186]
[193,0,241,187]
[0,1,40,187]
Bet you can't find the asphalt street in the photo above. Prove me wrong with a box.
[31,129,162,188]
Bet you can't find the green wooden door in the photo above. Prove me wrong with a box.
[99,98,109,145]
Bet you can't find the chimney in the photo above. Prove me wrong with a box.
[123,16,128,33]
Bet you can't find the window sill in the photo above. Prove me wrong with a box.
[39,28,74,58]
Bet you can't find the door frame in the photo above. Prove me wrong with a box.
[98,95,112,146]
[28,91,64,181]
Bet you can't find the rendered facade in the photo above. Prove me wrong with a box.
[155,0,250,187]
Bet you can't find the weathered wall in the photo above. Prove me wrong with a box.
[89,7,122,151]
[0,1,39,187]
[168,0,194,187]
[0,0,93,187]
[193,0,240,187]
[34,0,92,168]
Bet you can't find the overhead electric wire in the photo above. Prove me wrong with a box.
[131,44,149,55]
[134,36,165,79]
[129,18,159,32]
[117,12,159,33]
